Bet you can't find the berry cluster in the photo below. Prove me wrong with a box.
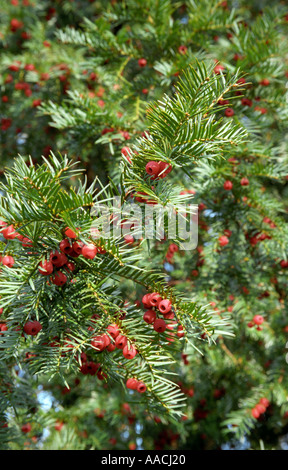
[91,323,138,360]
[79,354,107,381]
[164,243,179,263]
[247,314,264,330]
[141,292,184,340]
[145,161,172,180]
[251,397,270,419]
[38,226,106,286]
[126,377,147,393]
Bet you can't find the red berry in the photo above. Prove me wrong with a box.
[145,161,161,178]
[91,334,110,351]
[158,161,172,179]
[0,324,8,334]
[253,315,264,325]
[143,309,157,324]
[255,403,266,414]
[32,99,42,108]
[123,344,137,360]
[81,244,98,259]
[115,334,127,349]
[23,321,42,336]
[157,299,172,314]
[223,180,233,190]
[64,227,77,239]
[50,251,67,267]
[51,271,67,286]
[214,64,225,74]
[21,237,33,247]
[177,325,185,338]
[126,378,138,390]
[137,382,147,393]
[168,244,179,254]
[251,408,260,419]
[38,260,53,276]
[83,361,100,376]
[142,293,152,309]
[59,239,73,254]
[1,255,15,268]
[107,324,120,339]
[240,177,249,186]
[1,225,18,239]
[259,397,270,408]
[178,45,187,54]
[225,108,234,117]
[218,235,229,246]
[124,235,134,245]
[107,343,116,352]
[223,229,232,237]
[149,292,162,307]
[54,421,64,431]
[163,311,174,320]
[153,318,167,333]
[138,58,147,67]
[21,423,32,433]
[10,18,23,32]
[241,98,253,107]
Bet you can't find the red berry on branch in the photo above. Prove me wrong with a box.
[253,315,264,325]
[59,239,73,254]
[259,398,270,408]
[260,78,270,86]
[107,324,120,339]
[223,180,233,190]
[218,235,229,247]
[38,260,53,276]
[225,108,234,117]
[115,334,127,349]
[255,403,266,414]
[214,64,225,74]
[21,423,32,433]
[1,225,18,239]
[123,344,137,360]
[240,177,249,186]
[158,161,172,178]
[64,227,77,239]
[81,244,98,259]
[50,251,65,266]
[2,255,15,268]
[251,407,260,419]
[138,58,147,67]
[137,382,147,393]
[23,321,42,336]
[153,318,167,333]
[178,45,187,54]
[142,293,153,309]
[10,18,23,32]
[143,309,157,324]
[149,292,162,307]
[145,161,160,178]
[157,299,172,314]
[51,271,67,286]
[91,334,110,351]
[241,98,253,107]
[126,378,138,390]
